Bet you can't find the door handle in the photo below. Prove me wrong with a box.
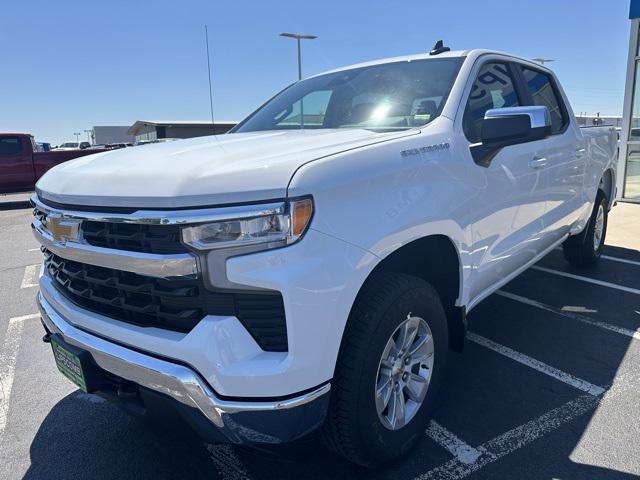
[575,147,587,156]
[528,157,548,169]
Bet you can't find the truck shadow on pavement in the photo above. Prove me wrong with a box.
[23,392,216,480]
[23,245,640,480]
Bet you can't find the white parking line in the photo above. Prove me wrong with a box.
[601,254,640,267]
[0,313,39,435]
[27,248,40,252]
[20,264,39,289]
[417,393,600,480]
[426,421,481,464]
[531,265,640,296]
[554,247,640,267]
[418,366,638,480]
[496,290,640,341]
[467,332,605,396]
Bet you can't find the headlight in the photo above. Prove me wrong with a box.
[181,197,313,251]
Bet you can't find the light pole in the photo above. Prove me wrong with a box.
[532,58,554,66]
[73,132,81,142]
[279,32,317,80]
[83,129,92,143]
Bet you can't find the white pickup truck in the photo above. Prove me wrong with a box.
[32,46,617,466]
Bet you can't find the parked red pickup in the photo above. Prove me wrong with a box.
[0,133,104,194]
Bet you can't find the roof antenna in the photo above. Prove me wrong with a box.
[204,25,218,138]
[430,40,450,56]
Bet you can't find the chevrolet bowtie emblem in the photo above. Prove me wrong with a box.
[43,214,81,243]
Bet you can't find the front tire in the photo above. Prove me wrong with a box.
[562,190,608,267]
[323,272,448,466]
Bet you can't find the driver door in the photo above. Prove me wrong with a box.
[463,61,549,303]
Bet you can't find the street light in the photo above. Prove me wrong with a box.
[73,132,81,142]
[83,129,92,143]
[279,32,317,80]
[532,58,554,66]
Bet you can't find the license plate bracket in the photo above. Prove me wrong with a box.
[50,334,100,393]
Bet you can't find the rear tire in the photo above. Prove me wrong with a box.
[323,271,448,466]
[562,190,608,267]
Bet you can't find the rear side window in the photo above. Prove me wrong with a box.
[0,137,23,155]
[463,63,521,143]
[520,67,567,134]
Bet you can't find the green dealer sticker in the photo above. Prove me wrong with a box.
[51,339,88,392]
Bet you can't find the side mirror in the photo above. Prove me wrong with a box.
[471,106,552,167]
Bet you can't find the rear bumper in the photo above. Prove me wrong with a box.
[38,292,330,444]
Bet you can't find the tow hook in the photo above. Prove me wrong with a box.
[42,332,51,343]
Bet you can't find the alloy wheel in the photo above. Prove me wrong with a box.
[375,315,434,430]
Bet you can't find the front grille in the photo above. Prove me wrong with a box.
[82,221,187,254]
[33,202,187,255]
[43,249,288,351]
[33,207,47,224]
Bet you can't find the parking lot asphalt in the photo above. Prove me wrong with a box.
[1,202,639,480]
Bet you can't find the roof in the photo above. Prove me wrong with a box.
[127,120,237,136]
[309,49,554,78]
[310,50,471,78]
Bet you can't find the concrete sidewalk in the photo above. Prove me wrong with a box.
[607,201,640,250]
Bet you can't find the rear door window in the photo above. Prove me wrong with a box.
[463,63,521,143]
[520,67,567,134]
[0,137,23,155]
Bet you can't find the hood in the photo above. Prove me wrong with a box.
[37,129,418,208]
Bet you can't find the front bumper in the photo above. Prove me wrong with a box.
[38,293,330,444]
[32,194,380,398]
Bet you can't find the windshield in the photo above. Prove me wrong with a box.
[61,142,78,148]
[234,57,463,133]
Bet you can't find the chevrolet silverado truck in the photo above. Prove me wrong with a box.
[32,47,617,466]
[0,133,103,194]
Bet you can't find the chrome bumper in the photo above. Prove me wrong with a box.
[37,293,330,442]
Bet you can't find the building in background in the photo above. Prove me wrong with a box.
[91,126,135,145]
[575,114,626,128]
[620,0,640,201]
[127,120,236,143]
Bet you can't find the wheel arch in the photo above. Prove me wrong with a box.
[600,168,615,209]
[348,234,466,352]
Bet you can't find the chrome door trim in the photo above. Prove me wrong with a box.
[528,157,548,169]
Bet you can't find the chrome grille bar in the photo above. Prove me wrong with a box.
[32,218,199,278]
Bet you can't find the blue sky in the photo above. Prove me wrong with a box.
[0,0,631,144]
